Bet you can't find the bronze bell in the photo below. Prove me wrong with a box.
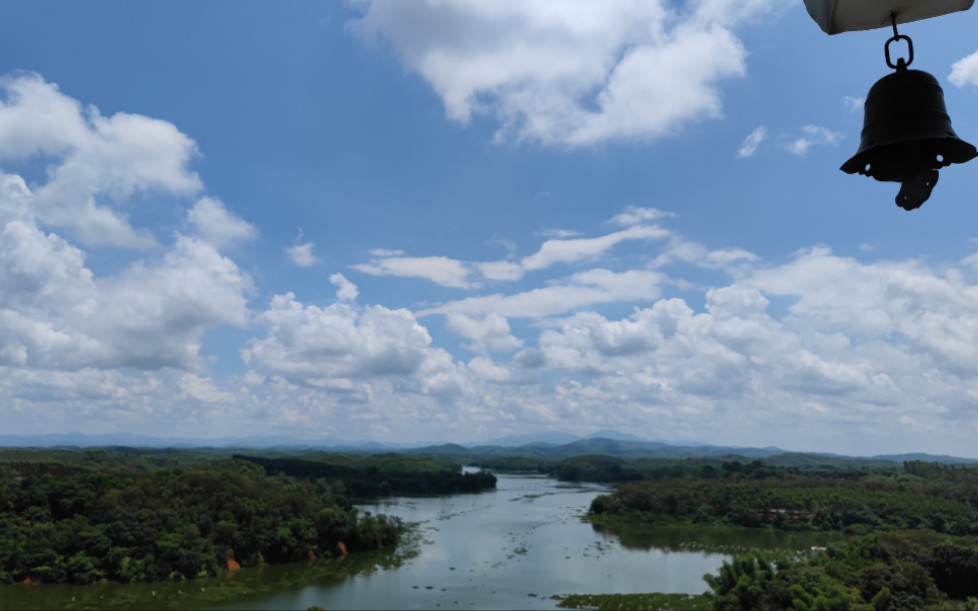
[841,66,977,211]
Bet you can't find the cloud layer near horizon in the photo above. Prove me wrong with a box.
[4,70,978,455]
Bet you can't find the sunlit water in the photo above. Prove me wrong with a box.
[222,473,726,610]
[1,473,845,610]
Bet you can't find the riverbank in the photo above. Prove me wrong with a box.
[4,470,861,610]
[0,543,415,611]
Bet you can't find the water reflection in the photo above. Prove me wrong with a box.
[0,474,844,611]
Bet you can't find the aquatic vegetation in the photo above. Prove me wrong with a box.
[553,592,711,610]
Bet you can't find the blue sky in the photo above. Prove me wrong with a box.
[2,1,978,455]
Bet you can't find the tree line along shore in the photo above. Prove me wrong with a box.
[0,448,496,585]
[6,445,978,610]
[583,459,978,610]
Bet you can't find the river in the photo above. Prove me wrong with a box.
[0,472,843,610]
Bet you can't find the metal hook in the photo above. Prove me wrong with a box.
[884,12,913,70]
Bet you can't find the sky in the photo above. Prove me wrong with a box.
[2,1,978,455]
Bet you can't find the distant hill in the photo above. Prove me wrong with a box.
[405,437,788,461]
[473,431,581,447]
[583,429,650,443]
[404,438,978,466]
[471,428,667,447]
[3,432,977,465]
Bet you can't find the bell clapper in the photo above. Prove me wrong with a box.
[896,168,939,211]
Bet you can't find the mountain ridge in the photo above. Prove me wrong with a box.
[3,432,976,464]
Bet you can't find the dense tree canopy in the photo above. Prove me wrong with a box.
[585,460,978,609]
[590,461,978,536]
[0,448,495,585]
[705,532,978,610]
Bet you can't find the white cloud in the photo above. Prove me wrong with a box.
[608,206,672,227]
[844,95,864,112]
[330,273,359,302]
[188,196,257,249]
[422,269,664,319]
[350,0,786,147]
[445,312,522,352]
[785,125,844,156]
[242,293,467,399]
[478,261,524,282]
[488,235,518,256]
[651,237,759,270]
[949,49,978,87]
[0,169,252,370]
[736,126,766,158]
[0,73,201,248]
[467,356,512,383]
[179,372,235,404]
[10,192,978,453]
[83,235,253,369]
[287,242,320,267]
[362,211,671,286]
[0,88,251,373]
[0,197,253,371]
[490,248,978,451]
[10,71,978,453]
[370,248,405,257]
[0,74,90,159]
[521,224,668,272]
[353,255,472,288]
[537,228,582,239]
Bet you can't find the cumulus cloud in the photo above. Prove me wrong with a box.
[445,312,522,352]
[188,197,257,249]
[784,125,844,156]
[242,293,469,401]
[10,71,978,453]
[10,185,978,452]
[485,248,978,451]
[736,126,766,158]
[349,0,787,147]
[287,242,320,267]
[330,273,359,302]
[0,74,201,248]
[949,49,978,87]
[0,76,252,373]
[0,186,253,370]
[87,235,253,369]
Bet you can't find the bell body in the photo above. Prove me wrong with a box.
[804,0,973,34]
[841,68,977,183]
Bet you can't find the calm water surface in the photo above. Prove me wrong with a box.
[224,473,726,610]
[2,473,843,610]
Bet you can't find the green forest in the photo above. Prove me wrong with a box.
[586,460,978,609]
[0,448,495,586]
[8,444,978,610]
